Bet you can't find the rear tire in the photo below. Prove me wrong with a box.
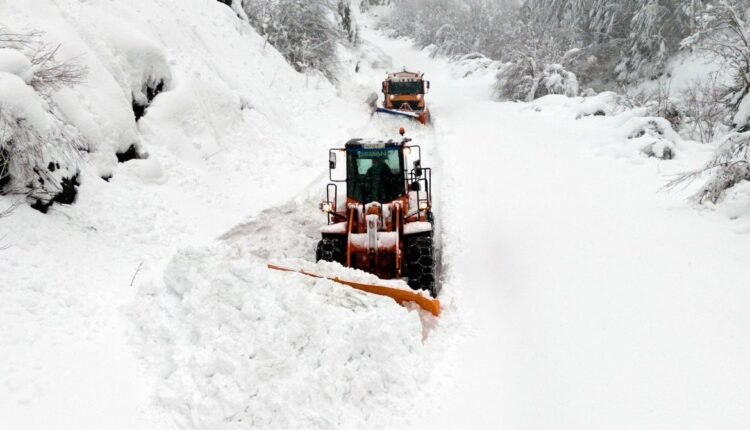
[316,238,345,265]
[405,235,438,297]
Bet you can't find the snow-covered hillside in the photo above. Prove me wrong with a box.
[0,0,375,428]
[3,2,750,430]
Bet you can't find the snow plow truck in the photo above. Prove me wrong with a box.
[376,70,431,125]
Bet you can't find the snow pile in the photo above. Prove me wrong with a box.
[273,258,434,296]
[450,53,500,79]
[529,93,684,160]
[714,179,750,222]
[131,243,432,430]
[529,92,629,118]
[620,116,680,160]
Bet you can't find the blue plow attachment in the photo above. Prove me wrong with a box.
[375,107,421,119]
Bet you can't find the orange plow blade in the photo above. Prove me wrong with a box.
[267,264,441,317]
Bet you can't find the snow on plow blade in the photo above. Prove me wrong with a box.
[375,107,430,125]
[267,264,441,317]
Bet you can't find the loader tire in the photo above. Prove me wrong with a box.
[316,238,346,265]
[405,236,438,297]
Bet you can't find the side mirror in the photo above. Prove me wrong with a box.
[381,82,386,93]
[413,160,422,178]
[329,151,337,169]
[425,81,430,93]
[409,181,421,192]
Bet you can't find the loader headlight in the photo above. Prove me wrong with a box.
[320,201,333,213]
[403,147,411,155]
[419,201,430,211]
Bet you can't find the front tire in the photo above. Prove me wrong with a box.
[405,235,438,297]
[316,238,346,265]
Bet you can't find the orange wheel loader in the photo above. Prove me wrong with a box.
[268,130,441,316]
[315,130,438,297]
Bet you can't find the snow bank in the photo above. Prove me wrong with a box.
[132,240,432,429]
[529,92,628,119]
[450,53,501,79]
[529,93,684,160]
[1,0,374,427]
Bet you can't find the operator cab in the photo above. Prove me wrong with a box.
[323,132,430,225]
[344,140,406,203]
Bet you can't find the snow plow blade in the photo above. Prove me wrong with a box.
[375,107,430,125]
[267,264,441,316]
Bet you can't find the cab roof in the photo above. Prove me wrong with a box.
[386,70,424,81]
[344,137,410,149]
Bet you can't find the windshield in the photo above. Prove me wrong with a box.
[388,80,423,95]
[347,147,405,203]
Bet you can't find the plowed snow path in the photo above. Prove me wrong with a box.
[361,23,750,430]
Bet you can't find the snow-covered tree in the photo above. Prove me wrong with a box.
[665,1,750,202]
[243,0,344,78]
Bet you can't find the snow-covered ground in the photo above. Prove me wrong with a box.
[365,26,750,430]
[3,3,750,430]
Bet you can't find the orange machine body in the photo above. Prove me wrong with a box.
[319,137,438,298]
[381,71,431,125]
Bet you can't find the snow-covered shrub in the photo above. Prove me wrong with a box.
[0,30,87,211]
[244,0,344,78]
[534,63,579,98]
[680,73,730,144]
[495,62,579,102]
[669,131,750,203]
[669,91,750,202]
[452,52,497,78]
[577,91,630,117]
[622,116,680,159]
[0,72,85,209]
[494,62,536,101]
[623,79,688,140]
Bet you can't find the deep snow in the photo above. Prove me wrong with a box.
[2,3,750,430]
[364,25,750,430]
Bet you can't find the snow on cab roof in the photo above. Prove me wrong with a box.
[386,70,423,81]
[345,137,408,148]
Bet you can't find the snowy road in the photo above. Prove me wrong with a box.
[362,22,750,430]
[3,4,750,428]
